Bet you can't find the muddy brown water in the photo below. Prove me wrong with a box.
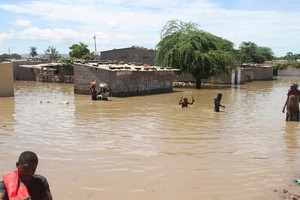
[1,77,300,200]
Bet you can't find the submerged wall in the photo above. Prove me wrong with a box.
[175,65,273,84]
[278,67,300,76]
[0,62,14,97]
[74,62,174,97]
[13,60,74,83]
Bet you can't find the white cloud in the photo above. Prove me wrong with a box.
[13,19,31,27]
[0,33,9,43]
[0,0,299,55]
[20,27,81,41]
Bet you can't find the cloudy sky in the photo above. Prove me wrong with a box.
[0,0,299,57]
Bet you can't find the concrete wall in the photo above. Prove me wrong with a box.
[110,70,173,96]
[175,65,273,84]
[74,64,111,94]
[278,67,300,76]
[74,63,174,97]
[13,60,51,81]
[0,62,14,97]
[252,66,273,80]
[221,66,273,84]
[13,60,74,83]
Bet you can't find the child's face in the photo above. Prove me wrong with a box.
[17,162,38,182]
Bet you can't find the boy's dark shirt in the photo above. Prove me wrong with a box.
[0,174,51,200]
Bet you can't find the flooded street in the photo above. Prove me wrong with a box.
[1,77,300,200]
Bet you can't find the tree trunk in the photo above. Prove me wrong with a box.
[196,78,202,89]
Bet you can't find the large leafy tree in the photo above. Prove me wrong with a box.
[156,20,237,89]
[29,46,38,58]
[238,41,274,64]
[69,42,91,59]
[44,46,60,60]
[284,52,299,61]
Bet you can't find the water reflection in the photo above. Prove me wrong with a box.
[0,77,300,199]
[284,123,300,162]
[0,96,15,137]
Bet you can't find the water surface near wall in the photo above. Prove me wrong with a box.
[0,77,300,200]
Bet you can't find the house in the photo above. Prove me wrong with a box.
[100,46,155,66]
[74,60,177,97]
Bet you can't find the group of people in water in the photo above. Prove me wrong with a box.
[89,80,300,120]
[89,81,111,101]
[1,83,298,200]
[179,93,225,112]
[180,82,300,120]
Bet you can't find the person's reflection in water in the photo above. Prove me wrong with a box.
[283,123,299,163]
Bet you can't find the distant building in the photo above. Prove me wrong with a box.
[100,46,155,66]
[0,54,21,62]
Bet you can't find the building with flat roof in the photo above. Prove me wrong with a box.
[100,46,155,66]
[74,60,177,97]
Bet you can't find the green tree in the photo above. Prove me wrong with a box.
[256,47,274,62]
[69,42,91,59]
[284,52,297,61]
[60,57,74,66]
[10,53,21,59]
[60,57,75,72]
[44,46,60,60]
[238,41,274,64]
[156,20,237,89]
[82,52,95,60]
[29,46,38,58]
[238,42,257,63]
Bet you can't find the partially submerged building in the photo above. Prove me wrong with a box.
[13,60,74,83]
[175,64,274,84]
[0,62,14,97]
[74,60,177,97]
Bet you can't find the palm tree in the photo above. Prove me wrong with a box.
[29,46,38,58]
[156,20,237,89]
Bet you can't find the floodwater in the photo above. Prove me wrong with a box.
[1,76,300,200]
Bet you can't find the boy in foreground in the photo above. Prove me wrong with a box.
[0,151,53,200]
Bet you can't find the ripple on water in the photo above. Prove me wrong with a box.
[1,78,300,200]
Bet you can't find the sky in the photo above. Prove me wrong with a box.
[0,0,299,57]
